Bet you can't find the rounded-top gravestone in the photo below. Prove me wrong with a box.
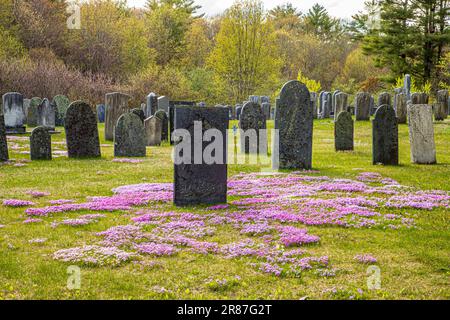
[27,97,42,127]
[378,92,391,107]
[30,126,52,160]
[114,112,146,157]
[53,95,70,126]
[239,101,267,154]
[155,110,169,142]
[37,98,56,129]
[335,111,354,151]
[355,92,371,121]
[131,108,145,123]
[334,92,348,119]
[145,92,158,118]
[144,115,162,147]
[411,92,428,105]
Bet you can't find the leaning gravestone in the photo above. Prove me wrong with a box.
[157,96,169,113]
[239,101,267,154]
[155,110,168,142]
[355,92,371,121]
[53,95,70,126]
[131,108,145,123]
[105,92,132,141]
[114,113,146,157]
[144,115,162,146]
[27,97,42,127]
[2,92,26,133]
[407,104,436,164]
[96,104,105,123]
[335,111,354,151]
[411,92,428,104]
[274,80,313,169]
[394,93,407,124]
[378,92,391,107]
[173,106,228,206]
[334,92,348,119]
[30,126,52,160]
[0,115,8,161]
[65,101,101,158]
[37,98,55,129]
[434,90,448,121]
[372,105,398,165]
[145,92,158,118]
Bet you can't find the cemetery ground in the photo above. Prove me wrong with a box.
[0,119,449,300]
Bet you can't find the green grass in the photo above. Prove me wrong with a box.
[0,119,449,300]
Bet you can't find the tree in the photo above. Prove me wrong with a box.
[303,3,342,40]
[348,0,382,41]
[208,0,281,103]
[268,3,302,31]
[146,0,203,17]
[184,18,213,68]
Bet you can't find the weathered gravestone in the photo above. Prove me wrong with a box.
[235,105,242,120]
[173,106,228,206]
[157,96,169,113]
[144,115,162,146]
[331,90,341,116]
[274,80,313,169]
[30,127,52,160]
[27,98,42,127]
[145,92,158,118]
[319,92,331,119]
[155,110,169,142]
[131,108,145,123]
[239,101,267,154]
[23,99,30,123]
[65,101,101,158]
[434,90,448,121]
[355,92,371,121]
[378,92,391,107]
[249,95,259,104]
[372,105,398,165]
[311,92,318,119]
[96,104,105,123]
[335,111,354,151]
[0,115,8,161]
[404,74,411,100]
[105,92,132,141]
[37,98,55,129]
[261,102,271,120]
[407,104,436,164]
[114,113,146,157]
[53,95,70,126]
[411,92,428,104]
[334,92,348,119]
[2,92,25,133]
[369,95,376,116]
[394,93,407,124]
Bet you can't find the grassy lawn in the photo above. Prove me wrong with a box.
[0,119,449,300]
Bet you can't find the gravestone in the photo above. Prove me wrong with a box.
[404,74,411,100]
[65,101,101,158]
[27,97,42,127]
[411,92,428,104]
[310,92,318,119]
[53,95,70,126]
[157,96,169,113]
[394,93,407,124]
[37,98,55,129]
[114,113,146,157]
[260,96,270,104]
[0,115,8,161]
[335,111,354,151]
[332,90,341,116]
[239,101,267,154]
[319,92,331,119]
[145,92,158,118]
[249,95,259,104]
[169,105,175,145]
[131,108,145,123]
[274,80,313,169]
[105,92,132,141]
[235,105,242,120]
[173,106,228,206]
[96,104,105,123]
[334,92,348,119]
[30,126,52,160]
[378,92,391,107]
[369,95,376,116]
[355,92,371,121]
[197,102,206,107]
[407,104,436,164]
[2,92,25,133]
[372,105,398,165]
[434,90,448,121]
[144,115,162,146]
[155,110,169,142]
[318,91,326,117]
[23,99,30,123]
[261,102,271,120]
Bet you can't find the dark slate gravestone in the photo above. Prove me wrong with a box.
[434,90,448,121]
[27,97,42,127]
[144,115,162,146]
[157,96,169,113]
[30,126,52,160]
[96,104,105,123]
[169,105,175,145]
[335,111,354,151]
[372,105,398,165]
[334,92,348,119]
[131,108,145,123]
[174,106,228,206]
[2,92,26,133]
[378,92,391,107]
[0,115,8,162]
[145,92,158,118]
[155,110,169,142]
[355,92,371,121]
[274,80,313,169]
[261,102,271,120]
[53,95,70,126]
[65,101,101,158]
[310,92,318,119]
[105,92,132,141]
[239,101,267,154]
[411,92,429,105]
[114,112,146,157]
[37,98,55,129]
[394,93,407,124]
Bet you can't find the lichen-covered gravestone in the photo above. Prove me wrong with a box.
[65,101,101,158]
[372,105,398,165]
[114,113,146,157]
[335,111,354,151]
[239,101,267,154]
[0,115,8,162]
[105,92,132,141]
[173,106,229,206]
[145,92,158,118]
[144,115,162,146]
[407,104,436,164]
[30,127,52,160]
[96,104,105,123]
[2,92,26,133]
[27,97,42,127]
[434,90,448,121]
[274,80,313,169]
[157,96,169,113]
[155,110,169,142]
[53,95,70,126]
[37,98,55,129]
[334,92,348,119]
[355,92,371,121]
[411,93,428,104]
[131,108,145,123]
[394,93,407,124]
[378,92,391,108]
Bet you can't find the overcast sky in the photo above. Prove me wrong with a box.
[127,0,366,19]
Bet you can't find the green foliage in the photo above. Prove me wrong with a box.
[297,70,321,93]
